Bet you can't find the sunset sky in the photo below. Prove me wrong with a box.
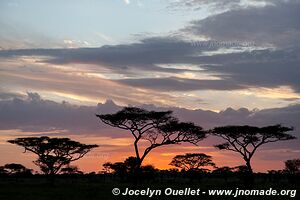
[0,0,300,173]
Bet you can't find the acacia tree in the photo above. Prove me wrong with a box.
[3,163,32,175]
[8,136,98,175]
[97,107,206,169]
[211,125,295,174]
[60,165,83,175]
[285,159,300,174]
[169,153,215,171]
[102,162,114,174]
[103,157,138,174]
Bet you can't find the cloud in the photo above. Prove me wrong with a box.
[0,92,121,135]
[123,0,130,5]
[0,37,217,70]
[0,91,23,100]
[199,48,300,92]
[184,0,300,47]
[1,38,299,94]
[169,0,241,10]
[0,0,299,103]
[0,93,299,150]
[167,0,276,12]
[117,77,245,91]
[0,92,299,130]
[0,57,190,107]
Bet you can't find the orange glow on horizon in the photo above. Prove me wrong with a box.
[73,150,287,173]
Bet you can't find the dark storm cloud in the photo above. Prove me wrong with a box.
[0,93,120,135]
[0,91,23,100]
[199,49,300,92]
[185,0,300,47]
[117,77,245,91]
[0,37,218,73]
[0,41,299,93]
[0,93,299,148]
[180,0,300,92]
[0,92,299,131]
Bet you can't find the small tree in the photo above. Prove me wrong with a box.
[285,159,300,174]
[3,163,32,175]
[233,165,250,174]
[213,166,233,174]
[102,157,157,181]
[213,166,233,181]
[169,153,215,171]
[61,165,83,175]
[102,162,113,174]
[97,107,206,169]
[212,124,295,174]
[103,157,139,175]
[8,136,98,176]
[0,166,8,175]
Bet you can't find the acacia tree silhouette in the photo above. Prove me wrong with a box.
[8,136,98,183]
[170,153,215,171]
[103,157,138,174]
[96,107,206,169]
[285,159,300,174]
[2,163,32,175]
[60,165,83,175]
[211,125,295,174]
[103,156,158,181]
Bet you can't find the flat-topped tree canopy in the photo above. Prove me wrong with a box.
[96,106,206,168]
[8,136,98,175]
[3,163,32,175]
[259,125,296,141]
[170,153,215,171]
[97,107,174,135]
[157,120,206,145]
[212,124,295,173]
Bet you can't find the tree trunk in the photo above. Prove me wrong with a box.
[133,140,140,161]
[245,159,253,174]
[133,159,142,185]
[47,171,55,187]
[245,159,254,187]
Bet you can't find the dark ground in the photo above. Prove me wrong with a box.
[0,174,299,200]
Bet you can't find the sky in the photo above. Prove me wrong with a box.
[0,0,300,173]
